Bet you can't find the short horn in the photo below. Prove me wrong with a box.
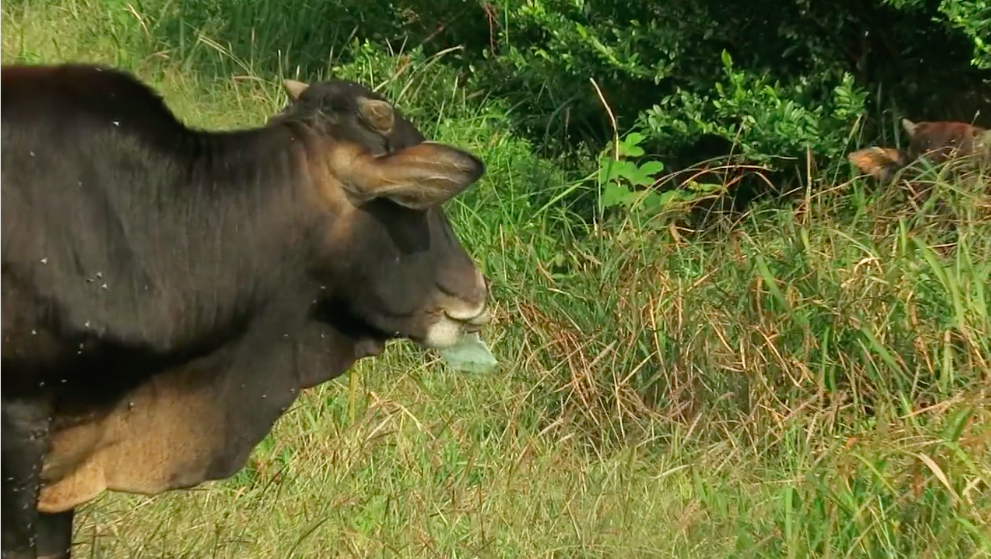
[357,97,395,134]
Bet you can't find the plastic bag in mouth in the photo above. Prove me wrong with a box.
[438,332,498,373]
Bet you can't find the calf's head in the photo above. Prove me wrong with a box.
[848,118,991,182]
[274,78,490,349]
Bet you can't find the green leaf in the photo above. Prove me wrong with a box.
[687,181,725,193]
[598,158,626,184]
[639,190,664,211]
[639,161,665,175]
[612,160,645,184]
[618,132,646,157]
[601,182,633,208]
[721,49,733,69]
[621,144,645,157]
[657,189,687,207]
[624,132,645,145]
[632,170,655,187]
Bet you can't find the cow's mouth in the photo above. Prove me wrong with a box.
[313,294,491,352]
[411,304,490,349]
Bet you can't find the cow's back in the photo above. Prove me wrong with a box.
[1,65,316,374]
[2,66,189,372]
[2,64,184,264]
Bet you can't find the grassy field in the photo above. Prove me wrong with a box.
[3,0,991,557]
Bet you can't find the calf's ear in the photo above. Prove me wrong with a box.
[977,128,991,150]
[333,142,485,210]
[902,118,918,139]
[848,147,904,182]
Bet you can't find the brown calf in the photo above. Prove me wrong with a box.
[848,118,991,183]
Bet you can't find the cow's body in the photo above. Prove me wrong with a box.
[848,118,991,183]
[2,64,490,559]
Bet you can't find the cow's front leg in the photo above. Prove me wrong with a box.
[2,396,53,559]
[36,510,73,559]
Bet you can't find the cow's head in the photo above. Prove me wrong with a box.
[848,118,991,182]
[272,78,490,350]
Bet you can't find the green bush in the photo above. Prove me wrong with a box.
[885,0,991,69]
[5,0,988,203]
[477,0,989,173]
[636,51,869,171]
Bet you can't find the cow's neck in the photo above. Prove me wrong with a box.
[109,122,331,356]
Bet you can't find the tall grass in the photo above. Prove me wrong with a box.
[3,1,990,557]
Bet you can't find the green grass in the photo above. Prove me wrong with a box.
[4,1,991,557]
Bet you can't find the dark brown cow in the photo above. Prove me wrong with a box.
[848,118,991,183]
[2,64,490,559]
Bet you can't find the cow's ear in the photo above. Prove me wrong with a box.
[848,147,904,181]
[283,79,310,101]
[335,142,485,210]
[902,118,918,139]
